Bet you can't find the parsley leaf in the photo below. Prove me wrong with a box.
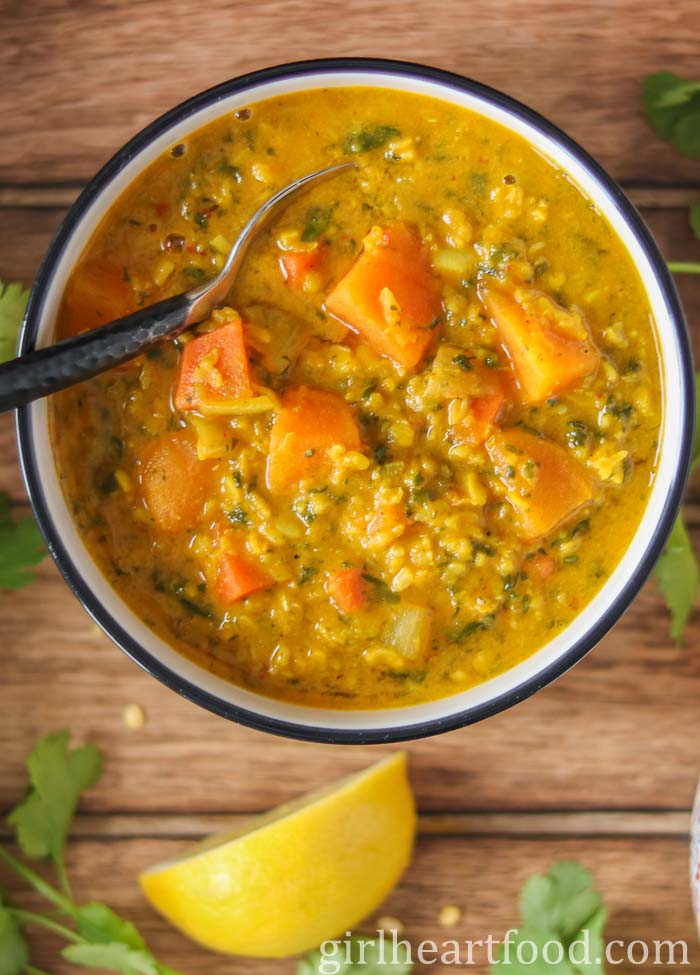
[653,514,699,642]
[0,280,29,364]
[299,936,413,975]
[493,861,607,975]
[7,729,102,869]
[0,895,29,975]
[344,125,400,154]
[0,492,46,589]
[643,71,700,154]
[301,206,333,242]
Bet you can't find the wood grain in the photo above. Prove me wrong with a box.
[1,0,700,186]
[1,836,697,974]
[0,566,699,815]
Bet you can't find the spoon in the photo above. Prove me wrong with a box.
[0,162,354,414]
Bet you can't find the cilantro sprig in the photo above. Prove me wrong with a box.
[642,75,700,638]
[0,279,47,591]
[491,861,607,975]
[0,730,184,975]
[0,493,46,589]
[643,71,700,267]
[652,378,700,643]
[0,280,28,364]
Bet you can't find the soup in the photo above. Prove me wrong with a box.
[51,87,662,708]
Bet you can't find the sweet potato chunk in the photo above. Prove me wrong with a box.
[141,432,213,534]
[175,321,253,411]
[486,428,592,539]
[326,224,443,370]
[266,386,362,494]
[214,552,274,603]
[480,287,600,404]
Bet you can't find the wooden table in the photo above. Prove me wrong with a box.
[1,2,699,971]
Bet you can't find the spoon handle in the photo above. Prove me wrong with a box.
[0,292,193,413]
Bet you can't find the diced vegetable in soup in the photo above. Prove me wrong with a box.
[50,87,662,709]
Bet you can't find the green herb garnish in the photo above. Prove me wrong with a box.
[0,280,29,363]
[344,125,400,154]
[301,206,333,242]
[491,861,607,975]
[361,573,400,604]
[0,730,184,975]
[643,71,700,258]
[0,491,45,589]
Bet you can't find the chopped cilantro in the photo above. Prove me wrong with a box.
[344,125,400,154]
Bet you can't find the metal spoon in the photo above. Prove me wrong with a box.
[0,162,354,414]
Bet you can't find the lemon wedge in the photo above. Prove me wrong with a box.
[139,752,416,958]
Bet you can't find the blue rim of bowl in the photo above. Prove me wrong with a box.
[15,57,695,745]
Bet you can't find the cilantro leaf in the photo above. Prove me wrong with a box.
[0,281,29,364]
[571,905,607,975]
[653,514,699,642]
[519,861,602,939]
[0,492,46,589]
[492,861,607,975]
[643,71,700,154]
[496,926,576,975]
[75,902,146,950]
[344,125,400,154]
[7,729,102,868]
[63,941,159,975]
[690,201,700,241]
[693,369,700,472]
[299,936,413,975]
[301,206,333,242]
[0,896,29,975]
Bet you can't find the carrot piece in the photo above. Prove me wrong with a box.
[214,552,274,603]
[326,224,443,370]
[175,321,253,412]
[486,428,593,540]
[62,261,134,335]
[480,287,600,404]
[280,248,323,289]
[327,567,368,613]
[140,432,213,534]
[266,386,362,494]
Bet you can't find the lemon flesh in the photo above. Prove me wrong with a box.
[139,752,416,958]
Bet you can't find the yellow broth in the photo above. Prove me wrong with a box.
[51,87,662,708]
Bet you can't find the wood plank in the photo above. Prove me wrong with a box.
[0,570,699,816]
[1,836,697,974]
[0,810,691,841]
[1,0,699,186]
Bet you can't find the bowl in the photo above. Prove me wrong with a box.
[16,58,695,744]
